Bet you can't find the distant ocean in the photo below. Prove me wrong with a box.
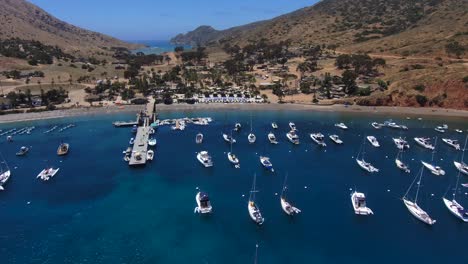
[0,109,467,263]
[130,40,192,55]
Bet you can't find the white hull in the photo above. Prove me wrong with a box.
[351,192,373,215]
[335,123,348,130]
[194,192,212,214]
[248,201,264,225]
[414,138,435,150]
[148,139,157,146]
[371,122,383,129]
[454,161,468,175]
[329,135,343,144]
[403,198,436,225]
[395,159,410,173]
[272,123,278,129]
[289,122,297,131]
[442,198,468,222]
[367,136,380,147]
[422,161,445,176]
[281,197,301,216]
[227,152,240,168]
[197,152,213,167]
[0,170,11,191]
[268,133,278,144]
[196,133,203,144]
[286,132,299,145]
[356,159,379,173]
[248,133,256,144]
[310,134,326,147]
[393,138,409,150]
[223,134,236,144]
[146,150,154,161]
[37,168,60,181]
[260,156,274,172]
[442,138,460,150]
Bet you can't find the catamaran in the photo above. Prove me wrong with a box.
[16,146,29,156]
[146,150,154,161]
[247,114,256,144]
[371,122,383,129]
[356,137,379,173]
[310,133,326,147]
[351,191,373,215]
[248,174,264,225]
[393,137,410,150]
[196,133,203,144]
[223,133,236,144]
[442,138,460,150]
[329,134,343,144]
[227,131,240,168]
[286,130,300,145]
[0,157,11,191]
[402,166,436,225]
[367,136,380,148]
[280,174,301,216]
[335,123,348,130]
[453,135,468,175]
[442,172,468,222]
[289,122,297,131]
[197,151,213,167]
[37,167,60,181]
[414,137,435,150]
[395,150,410,173]
[260,156,274,172]
[268,132,278,144]
[271,122,278,129]
[194,191,213,214]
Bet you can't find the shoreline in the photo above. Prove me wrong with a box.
[0,103,467,124]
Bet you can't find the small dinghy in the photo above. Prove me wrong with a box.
[146,150,154,161]
[195,133,203,144]
[148,138,157,147]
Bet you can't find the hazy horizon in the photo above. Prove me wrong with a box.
[28,0,318,41]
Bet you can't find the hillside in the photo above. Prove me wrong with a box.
[171,0,467,57]
[0,0,142,57]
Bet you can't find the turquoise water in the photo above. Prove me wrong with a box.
[0,110,467,263]
[131,40,192,55]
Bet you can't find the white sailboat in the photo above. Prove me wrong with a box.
[0,156,11,191]
[402,166,436,225]
[442,138,460,150]
[223,133,236,144]
[196,133,203,144]
[310,133,326,147]
[248,114,256,144]
[227,131,240,168]
[194,191,213,214]
[442,172,468,222]
[351,191,373,215]
[421,137,445,176]
[329,134,343,144]
[366,136,380,147]
[453,135,468,175]
[268,132,278,144]
[280,174,301,216]
[393,137,409,150]
[395,150,410,173]
[356,137,379,173]
[248,174,264,225]
[234,123,242,132]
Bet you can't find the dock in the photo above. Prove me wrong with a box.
[113,121,138,127]
[129,127,151,166]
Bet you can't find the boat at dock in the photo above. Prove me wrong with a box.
[197,151,213,167]
[148,138,157,147]
[268,132,278,144]
[146,150,154,161]
[351,191,373,215]
[57,143,69,156]
[16,146,29,156]
[0,157,11,191]
[129,138,135,145]
[37,167,60,181]
[310,133,326,147]
[194,191,213,214]
[248,174,264,225]
[329,135,343,144]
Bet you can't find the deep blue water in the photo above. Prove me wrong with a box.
[131,40,192,55]
[0,109,467,263]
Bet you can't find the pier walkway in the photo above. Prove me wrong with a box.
[129,126,151,166]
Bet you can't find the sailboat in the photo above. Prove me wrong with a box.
[442,138,461,150]
[248,114,256,144]
[402,166,436,225]
[248,174,264,225]
[0,155,11,191]
[442,172,468,222]
[280,174,301,216]
[227,131,240,168]
[453,135,468,175]
[356,137,379,173]
[395,150,410,173]
[421,137,445,176]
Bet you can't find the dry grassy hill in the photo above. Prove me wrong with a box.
[0,0,142,57]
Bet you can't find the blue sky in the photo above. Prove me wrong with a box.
[28,0,318,41]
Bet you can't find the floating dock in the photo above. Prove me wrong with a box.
[113,121,138,127]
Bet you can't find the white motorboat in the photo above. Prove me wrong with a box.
[434,126,445,133]
[148,138,157,147]
[286,130,300,145]
[440,124,448,130]
[234,123,242,131]
[0,158,11,191]
[356,159,379,173]
[260,156,274,172]
[248,174,264,225]
[351,191,373,215]
[395,151,410,173]
[414,137,435,150]
[129,137,135,145]
[403,166,436,225]
[268,132,278,144]
[310,133,326,147]
[271,122,278,129]
[335,123,348,130]
[37,167,60,181]
[289,122,297,131]
[454,161,468,175]
[442,138,460,150]
[371,122,383,129]
[367,136,380,147]
[196,133,203,144]
[146,150,154,161]
[223,133,236,144]
[194,191,213,214]
[280,174,301,216]
[421,161,445,176]
[329,134,343,144]
[393,137,410,150]
[197,151,213,167]
[123,147,132,162]
[16,146,29,156]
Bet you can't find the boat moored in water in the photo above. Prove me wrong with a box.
[289,122,297,131]
[0,159,11,191]
[148,138,157,147]
[393,137,410,150]
[351,191,373,215]
[310,133,326,147]
[454,161,468,175]
[271,122,278,129]
[196,133,203,144]
[356,159,379,173]
[268,132,278,144]
[16,146,29,156]
[223,133,236,144]
[335,123,348,130]
[286,130,300,145]
[194,191,213,214]
[403,166,436,225]
[57,143,69,156]
[197,151,213,167]
[367,136,380,148]
[421,161,445,176]
[260,156,274,172]
[442,138,460,150]
[248,174,264,225]
[371,122,383,129]
[329,134,343,144]
[414,137,435,150]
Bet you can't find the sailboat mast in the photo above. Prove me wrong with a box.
[230,130,233,152]
[250,113,253,132]
[414,167,424,203]
[281,173,288,198]
[250,174,257,201]
[461,135,468,162]
[431,136,438,161]
[254,244,258,264]
[453,172,461,200]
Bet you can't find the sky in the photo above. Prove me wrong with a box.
[28,0,318,41]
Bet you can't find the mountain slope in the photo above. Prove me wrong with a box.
[0,0,142,56]
[171,0,467,57]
